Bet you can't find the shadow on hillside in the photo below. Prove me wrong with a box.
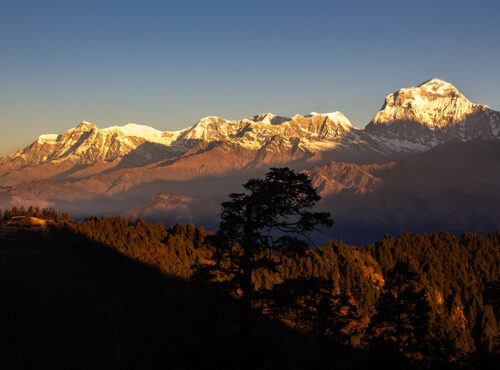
[109,142,178,171]
[0,225,366,370]
[48,163,95,182]
[153,140,220,169]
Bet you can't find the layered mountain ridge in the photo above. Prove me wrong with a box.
[1,78,499,243]
[0,111,360,179]
[125,139,500,243]
[3,78,498,178]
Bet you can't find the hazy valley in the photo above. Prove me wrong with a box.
[1,78,499,243]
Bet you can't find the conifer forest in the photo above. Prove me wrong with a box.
[0,169,498,369]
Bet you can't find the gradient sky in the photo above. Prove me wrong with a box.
[1,0,499,156]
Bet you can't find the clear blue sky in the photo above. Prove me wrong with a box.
[1,0,499,156]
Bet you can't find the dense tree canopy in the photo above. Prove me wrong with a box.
[0,203,498,369]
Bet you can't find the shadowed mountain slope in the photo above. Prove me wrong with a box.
[0,79,498,242]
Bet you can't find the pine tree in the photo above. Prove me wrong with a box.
[369,261,432,364]
[199,167,333,323]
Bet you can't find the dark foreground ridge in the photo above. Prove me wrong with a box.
[0,207,499,369]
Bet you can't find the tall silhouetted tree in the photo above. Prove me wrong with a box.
[203,167,333,317]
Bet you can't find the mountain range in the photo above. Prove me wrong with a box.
[1,78,499,243]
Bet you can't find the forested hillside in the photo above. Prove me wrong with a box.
[0,206,498,369]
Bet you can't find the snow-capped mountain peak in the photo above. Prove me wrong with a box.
[75,120,98,130]
[308,111,354,130]
[1,110,360,171]
[418,78,460,95]
[251,113,290,125]
[186,111,358,147]
[37,134,59,144]
[369,78,483,129]
[103,123,166,142]
[183,116,232,141]
[365,79,500,153]
[2,79,499,179]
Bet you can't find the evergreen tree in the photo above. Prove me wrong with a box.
[369,261,432,365]
[200,167,333,317]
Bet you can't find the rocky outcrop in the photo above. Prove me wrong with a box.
[365,78,500,153]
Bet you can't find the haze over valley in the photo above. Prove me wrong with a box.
[1,78,499,243]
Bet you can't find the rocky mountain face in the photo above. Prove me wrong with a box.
[2,79,499,184]
[0,112,358,167]
[306,162,383,197]
[1,121,163,168]
[365,78,500,154]
[0,78,499,243]
[0,111,364,185]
